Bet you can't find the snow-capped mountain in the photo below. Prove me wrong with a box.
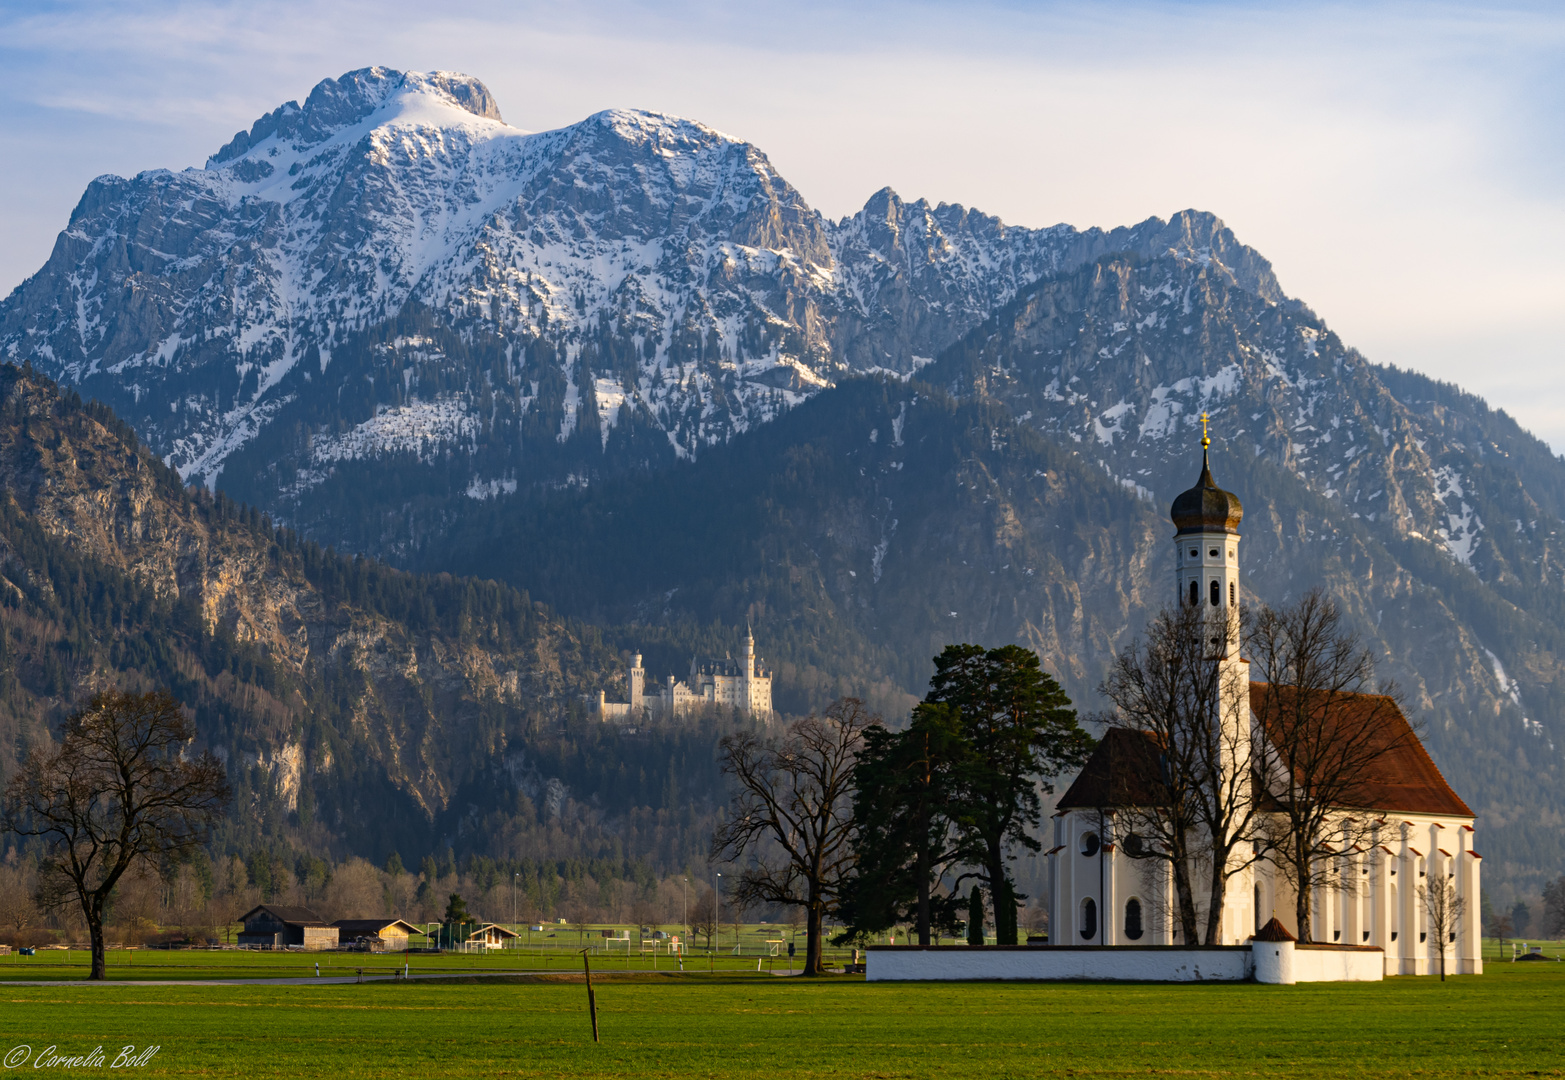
[926,247,1565,606]
[0,66,1268,507]
[3,65,1564,895]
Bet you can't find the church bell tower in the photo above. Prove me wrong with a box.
[1169,413,1244,656]
[1169,413,1254,944]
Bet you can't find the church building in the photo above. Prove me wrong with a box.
[597,628,773,720]
[1048,426,1482,976]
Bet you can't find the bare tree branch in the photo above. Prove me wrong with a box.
[711,698,873,975]
[2,690,230,979]
[1250,590,1412,942]
[1418,867,1466,982]
[1099,602,1266,944]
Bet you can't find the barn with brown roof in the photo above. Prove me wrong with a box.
[237,905,340,950]
[334,918,423,951]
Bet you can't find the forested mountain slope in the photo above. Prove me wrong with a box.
[446,302,1564,898]
[446,377,1166,719]
[0,365,731,870]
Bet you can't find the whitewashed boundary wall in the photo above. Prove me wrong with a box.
[867,944,1385,983]
[867,946,1251,982]
[1254,941,1385,984]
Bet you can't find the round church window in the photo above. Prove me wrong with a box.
[1080,832,1100,857]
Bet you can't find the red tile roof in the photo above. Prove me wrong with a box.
[1059,683,1471,818]
[1248,683,1472,817]
[1253,917,1296,942]
[1056,728,1168,810]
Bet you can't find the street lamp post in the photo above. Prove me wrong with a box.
[715,871,722,959]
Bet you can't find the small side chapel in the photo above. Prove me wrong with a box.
[1047,426,1482,976]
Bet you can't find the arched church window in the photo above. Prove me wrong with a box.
[1189,581,1198,607]
[1124,898,1144,940]
[1080,898,1097,941]
[1080,832,1101,857]
[1210,580,1220,606]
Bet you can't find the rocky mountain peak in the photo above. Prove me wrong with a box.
[0,69,1350,523]
[1140,208,1290,305]
[208,66,506,167]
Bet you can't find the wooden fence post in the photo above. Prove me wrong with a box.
[581,950,599,1043]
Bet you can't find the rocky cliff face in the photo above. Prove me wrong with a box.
[0,365,635,857]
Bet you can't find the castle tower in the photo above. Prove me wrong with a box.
[744,624,756,680]
[629,653,645,714]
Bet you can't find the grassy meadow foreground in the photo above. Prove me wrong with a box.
[0,960,1560,1078]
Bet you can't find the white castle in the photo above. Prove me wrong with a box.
[596,628,773,720]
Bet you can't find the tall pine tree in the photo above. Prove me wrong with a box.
[928,644,1094,944]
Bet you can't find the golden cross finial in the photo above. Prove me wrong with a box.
[1200,411,1211,450]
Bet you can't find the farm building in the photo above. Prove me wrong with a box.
[237,905,339,950]
[334,919,423,951]
[468,924,520,949]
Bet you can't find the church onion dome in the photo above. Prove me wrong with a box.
[1171,448,1243,536]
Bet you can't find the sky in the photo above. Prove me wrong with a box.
[1,0,1562,447]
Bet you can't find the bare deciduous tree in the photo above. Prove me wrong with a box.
[1099,604,1210,943]
[1418,874,1467,981]
[206,856,253,946]
[0,861,38,938]
[630,897,659,932]
[689,888,718,950]
[324,858,386,921]
[711,697,873,974]
[1250,590,1410,942]
[1544,876,1565,939]
[1100,602,1265,944]
[166,862,210,942]
[1,690,230,979]
[113,862,163,944]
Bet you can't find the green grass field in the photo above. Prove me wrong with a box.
[0,955,1561,1078]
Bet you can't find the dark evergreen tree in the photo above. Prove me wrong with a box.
[967,885,985,946]
[927,644,1094,944]
[837,702,966,944]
